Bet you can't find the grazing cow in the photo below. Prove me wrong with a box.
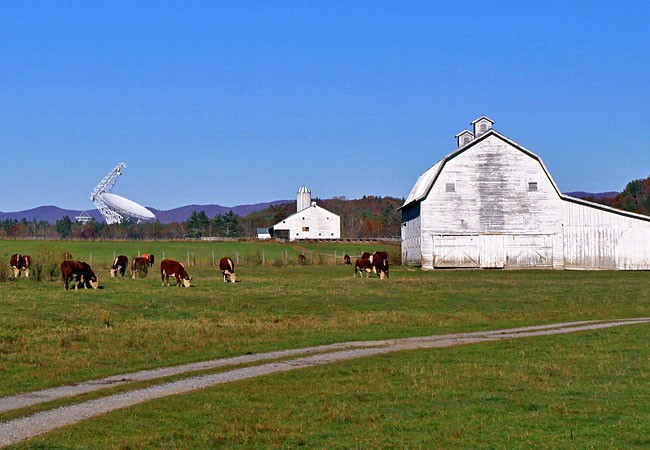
[298,254,306,265]
[219,257,237,283]
[343,254,351,265]
[372,251,389,279]
[61,260,99,290]
[142,254,155,267]
[354,257,373,277]
[110,255,128,277]
[131,257,149,279]
[10,254,31,278]
[160,259,191,287]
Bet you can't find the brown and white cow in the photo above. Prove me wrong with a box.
[354,256,373,277]
[343,254,351,265]
[219,257,237,283]
[131,256,149,278]
[61,260,99,290]
[110,255,128,277]
[160,259,191,287]
[372,251,389,279]
[10,254,31,278]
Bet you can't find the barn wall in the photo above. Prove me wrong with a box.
[275,205,341,241]
[418,135,563,269]
[401,203,421,265]
[562,201,650,269]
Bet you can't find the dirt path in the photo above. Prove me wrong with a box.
[1,318,648,447]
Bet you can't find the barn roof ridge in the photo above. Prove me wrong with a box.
[401,127,650,222]
[402,127,560,208]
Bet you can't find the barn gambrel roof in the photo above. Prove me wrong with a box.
[401,128,650,223]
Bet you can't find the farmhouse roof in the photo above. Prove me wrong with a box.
[270,202,339,230]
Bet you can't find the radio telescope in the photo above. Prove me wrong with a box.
[90,163,155,224]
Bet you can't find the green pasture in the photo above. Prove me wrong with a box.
[1,240,650,448]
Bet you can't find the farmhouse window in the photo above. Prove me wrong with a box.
[302,226,309,232]
[445,182,455,192]
[528,181,538,192]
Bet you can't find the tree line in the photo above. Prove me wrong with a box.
[4,176,650,242]
[581,174,650,215]
[0,196,404,240]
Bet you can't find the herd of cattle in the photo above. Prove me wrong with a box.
[8,250,388,290]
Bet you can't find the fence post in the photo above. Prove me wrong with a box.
[212,250,215,266]
[334,250,337,266]
[262,250,265,266]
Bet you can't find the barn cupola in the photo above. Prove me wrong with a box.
[471,116,494,137]
[455,130,474,148]
[297,186,312,212]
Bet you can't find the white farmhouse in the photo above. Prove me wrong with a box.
[401,116,650,270]
[269,187,341,241]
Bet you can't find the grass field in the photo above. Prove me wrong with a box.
[1,240,650,448]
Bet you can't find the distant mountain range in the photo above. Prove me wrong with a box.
[0,200,292,224]
[0,192,621,224]
[565,191,619,200]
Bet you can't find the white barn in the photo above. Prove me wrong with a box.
[401,116,650,270]
[269,187,341,241]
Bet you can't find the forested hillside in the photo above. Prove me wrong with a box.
[0,196,404,240]
[577,175,650,216]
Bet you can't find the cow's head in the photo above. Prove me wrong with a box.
[110,268,117,277]
[88,277,99,289]
[12,267,20,278]
[182,277,191,288]
[229,273,237,283]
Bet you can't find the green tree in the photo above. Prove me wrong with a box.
[613,175,650,215]
[185,210,210,238]
[213,210,241,237]
[55,216,73,239]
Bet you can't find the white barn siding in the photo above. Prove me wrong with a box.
[417,135,563,269]
[401,119,650,271]
[272,203,341,241]
[562,201,650,269]
[400,203,421,265]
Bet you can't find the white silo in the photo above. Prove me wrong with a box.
[297,186,311,212]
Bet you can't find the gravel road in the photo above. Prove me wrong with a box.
[1,318,648,447]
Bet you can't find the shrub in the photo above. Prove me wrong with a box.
[32,249,62,282]
[0,260,8,282]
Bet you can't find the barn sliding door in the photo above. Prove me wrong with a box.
[433,235,479,268]
[479,235,505,268]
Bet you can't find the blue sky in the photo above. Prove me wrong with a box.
[2,1,650,212]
